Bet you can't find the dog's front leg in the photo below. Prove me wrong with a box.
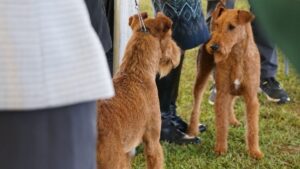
[187,46,214,136]
[244,91,264,159]
[214,92,233,155]
[143,104,164,169]
[143,131,164,169]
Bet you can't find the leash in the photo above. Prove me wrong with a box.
[134,0,148,32]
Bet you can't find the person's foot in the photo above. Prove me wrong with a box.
[160,112,201,145]
[208,84,217,105]
[260,77,290,104]
[169,104,207,133]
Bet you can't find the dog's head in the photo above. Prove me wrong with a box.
[129,12,181,78]
[206,3,255,63]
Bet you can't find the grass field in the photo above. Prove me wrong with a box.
[132,0,300,168]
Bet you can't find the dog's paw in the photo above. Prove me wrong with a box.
[249,149,264,159]
[214,145,227,156]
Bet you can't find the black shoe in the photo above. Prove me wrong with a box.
[169,104,207,133]
[160,112,201,145]
[260,77,290,104]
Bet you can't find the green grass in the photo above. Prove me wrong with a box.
[133,1,300,168]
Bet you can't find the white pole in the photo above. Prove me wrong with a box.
[113,0,136,74]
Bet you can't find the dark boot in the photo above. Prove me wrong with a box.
[169,104,207,133]
[160,112,201,145]
[157,52,206,144]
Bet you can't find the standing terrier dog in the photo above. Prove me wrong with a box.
[187,3,264,159]
[97,12,181,169]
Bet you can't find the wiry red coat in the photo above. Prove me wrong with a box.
[97,12,180,169]
[187,4,263,159]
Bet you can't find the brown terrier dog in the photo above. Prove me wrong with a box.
[97,12,181,169]
[187,3,264,159]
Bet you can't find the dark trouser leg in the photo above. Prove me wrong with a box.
[156,52,185,112]
[84,0,112,52]
[104,0,114,41]
[85,0,114,75]
[104,0,114,76]
[252,20,278,79]
[249,3,278,79]
[170,52,185,106]
[157,52,201,144]
[0,102,97,169]
[106,48,114,76]
[249,3,289,103]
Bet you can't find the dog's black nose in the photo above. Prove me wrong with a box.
[210,44,219,51]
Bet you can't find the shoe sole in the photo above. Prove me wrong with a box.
[259,88,290,103]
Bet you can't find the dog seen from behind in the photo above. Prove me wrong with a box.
[187,3,264,159]
[97,12,181,169]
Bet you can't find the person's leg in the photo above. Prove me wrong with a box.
[104,0,114,76]
[0,102,97,169]
[154,0,209,144]
[249,3,290,103]
[85,0,114,75]
[157,52,200,144]
[103,0,114,40]
[158,51,185,112]
[105,48,114,76]
[252,20,278,78]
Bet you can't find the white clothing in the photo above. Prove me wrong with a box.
[0,0,114,110]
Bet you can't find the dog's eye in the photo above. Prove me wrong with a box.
[228,24,235,31]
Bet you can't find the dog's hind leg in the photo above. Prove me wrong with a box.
[143,128,164,169]
[121,153,132,169]
[214,92,233,155]
[144,140,163,169]
[98,142,129,169]
[98,152,130,169]
[243,91,264,159]
[187,46,214,136]
[228,97,241,126]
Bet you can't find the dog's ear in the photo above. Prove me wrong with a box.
[159,40,181,78]
[154,12,173,38]
[128,12,148,30]
[212,2,226,20]
[140,12,148,20]
[156,12,167,20]
[237,10,255,25]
